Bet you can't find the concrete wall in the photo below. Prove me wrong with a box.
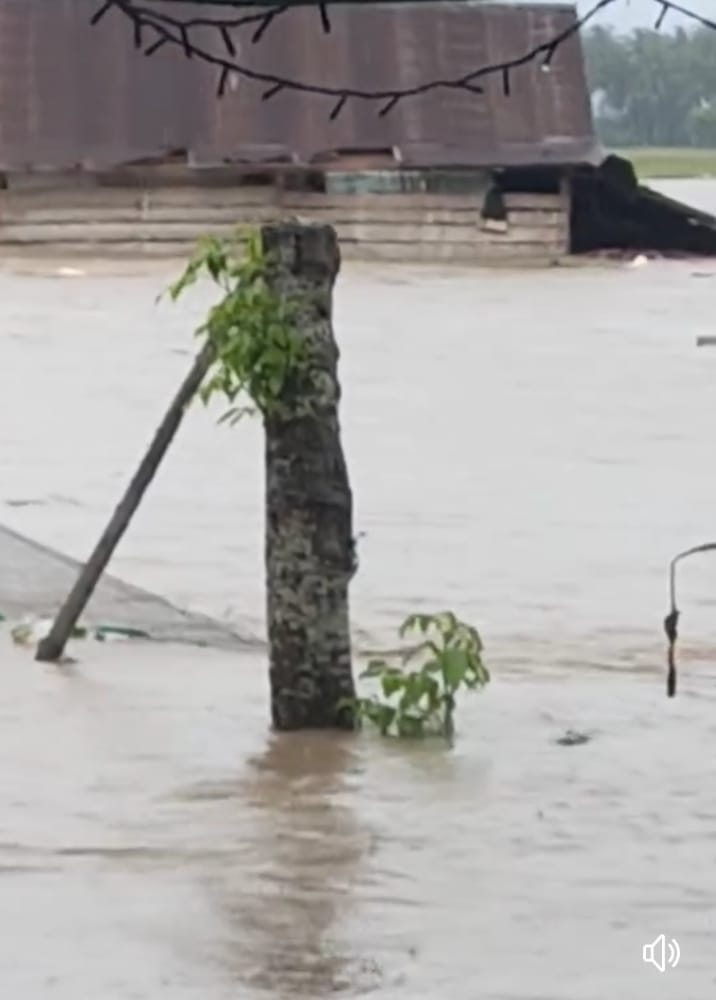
[0,180,569,263]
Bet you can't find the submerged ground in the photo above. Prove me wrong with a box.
[3,632,715,999]
[2,179,716,997]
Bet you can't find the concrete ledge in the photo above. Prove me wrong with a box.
[0,523,251,651]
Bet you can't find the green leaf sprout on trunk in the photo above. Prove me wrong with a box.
[350,611,490,740]
[167,229,307,424]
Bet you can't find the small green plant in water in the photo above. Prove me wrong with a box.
[168,229,305,424]
[352,612,489,740]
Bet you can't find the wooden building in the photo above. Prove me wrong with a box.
[0,1,602,263]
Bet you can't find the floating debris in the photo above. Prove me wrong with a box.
[4,498,45,508]
[55,266,86,278]
[47,494,83,507]
[554,729,592,747]
[8,617,149,648]
[11,618,87,647]
[94,624,151,642]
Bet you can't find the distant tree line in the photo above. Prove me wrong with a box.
[582,26,716,147]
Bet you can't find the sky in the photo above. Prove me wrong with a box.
[575,0,713,32]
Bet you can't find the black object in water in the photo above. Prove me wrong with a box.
[665,542,716,698]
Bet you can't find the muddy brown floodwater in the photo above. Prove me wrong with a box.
[2,179,716,997]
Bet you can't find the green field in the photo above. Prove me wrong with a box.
[615,147,716,179]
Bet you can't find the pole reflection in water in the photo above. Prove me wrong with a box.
[212,731,380,996]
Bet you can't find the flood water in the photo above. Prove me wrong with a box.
[2,178,716,997]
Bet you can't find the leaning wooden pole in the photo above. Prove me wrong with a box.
[261,221,357,729]
[35,341,214,662]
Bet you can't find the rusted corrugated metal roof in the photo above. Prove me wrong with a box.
[0,0,598,171]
